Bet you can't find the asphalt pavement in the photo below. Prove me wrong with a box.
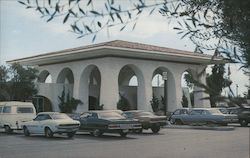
[0,126,249,158]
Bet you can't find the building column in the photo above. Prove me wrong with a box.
[171,73,183,111]
[193,67,210,108]
[99,65,120,110]
[138,70,153,111]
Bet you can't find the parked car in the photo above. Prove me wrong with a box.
[170,108,238,126]
[22,112,80,138]
[168,108,191,124]
[76,111,142,137]
[228,105,250,126]
[0,101,36,133]
[123,110,167,133]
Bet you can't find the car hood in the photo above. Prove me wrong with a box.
[53,119,80,125]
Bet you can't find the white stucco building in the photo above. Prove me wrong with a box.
[8,40,224,113]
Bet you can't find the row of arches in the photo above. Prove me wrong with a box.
[37,64,194,111]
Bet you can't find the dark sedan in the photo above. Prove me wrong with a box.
[77,111,142,137]
[123,110,167,133]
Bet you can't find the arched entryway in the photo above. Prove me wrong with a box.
[181,69,195,108]
[118,65,144,110]
[79,65,101,110]
[56,67,74,98]
[152,67,175,113]
[32,95,53,113]
[38,70,52,83]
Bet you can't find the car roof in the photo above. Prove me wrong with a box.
[0,101,33,106]
[83,110,121,114]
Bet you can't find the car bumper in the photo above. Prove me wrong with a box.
[55,127,79,133]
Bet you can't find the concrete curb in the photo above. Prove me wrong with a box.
[163,125,235,131]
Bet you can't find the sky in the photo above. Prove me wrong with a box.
[0,0,249,96]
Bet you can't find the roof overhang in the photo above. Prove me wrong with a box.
[7,43,226,66]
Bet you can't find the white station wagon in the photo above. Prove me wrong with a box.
[22,112,80,138]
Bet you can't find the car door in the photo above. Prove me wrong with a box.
[38,114,52,134]
[28,114,43,133]
[185,110,202,124]
[31,114,50,134]
[79,112,91,130]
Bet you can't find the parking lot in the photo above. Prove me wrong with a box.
[0,125,249,158]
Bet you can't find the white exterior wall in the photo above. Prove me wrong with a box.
[37,56,210,113]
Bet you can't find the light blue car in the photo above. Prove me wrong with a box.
[170,108,238,126]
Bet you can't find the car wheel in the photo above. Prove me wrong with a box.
[93,129,102,137]
[175,119,183,125]
[120,132,128,137]
[23,126,30,136]
[240,119,248,127]
[45,127,53,138]
[4,125,13,134]
[135,129,143,134]
[169,118,175,125]
[151,125,160,133]
[67,132,76,138]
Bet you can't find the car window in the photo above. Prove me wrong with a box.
[173,110,180,115]
[51,113,70,119]
[17,107,34,113]
[34,114,52,121]
[81,112,92,118]
[202,110,209,115]
[190,110,202,115]
[0,106,2,113]
[98,112,125,119]
[180,109,189,114]
[3,106,11,113]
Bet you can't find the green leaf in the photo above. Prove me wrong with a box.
[47,11,56,22]
[132,22,137,30]
[116,13,123,23]
[45,8,50,14]
[97,21,102,28]
[79,7,85,15]
[69,9,77,17]
[149,8,155,15]
[55,2,60,12]
[120,25,126,31]
[127,11,131,19]
[92,34,96,42]
[87,0,92,6]
[110,13,114,21]
[85,25,92,33]
[90,10,101,15]
[63,13,70,23]
[36,7,44,15]
[181,31,191,39]
[173,27,182,30]
[111,6,119,12]
[18,1,26,5]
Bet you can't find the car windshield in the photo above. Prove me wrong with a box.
[51,113,71,120]
[98,112,125,120]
